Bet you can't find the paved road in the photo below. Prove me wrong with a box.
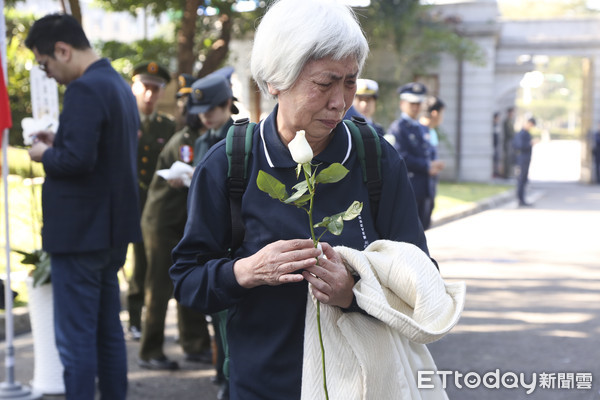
[427,181,600,400]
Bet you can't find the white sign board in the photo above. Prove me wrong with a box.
[30,65,59,121]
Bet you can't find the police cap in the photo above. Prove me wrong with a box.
[356,78,379,98]
[206,66,235,84]
[188,74,233,115]
[397,82,427,103]
[132,61,171,87]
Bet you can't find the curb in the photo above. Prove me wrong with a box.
[430,189,516,228]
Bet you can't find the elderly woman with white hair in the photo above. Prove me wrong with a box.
[170,0,444,399]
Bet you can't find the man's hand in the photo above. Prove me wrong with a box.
[429,160,445,176]
[28,141,49,162]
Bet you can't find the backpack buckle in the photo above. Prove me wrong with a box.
[234,118,250,126]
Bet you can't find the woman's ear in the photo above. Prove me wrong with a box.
[267,83,280,96]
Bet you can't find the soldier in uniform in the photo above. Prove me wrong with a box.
[388,82,445,229]
[127,62,176,340]
[137,74,214,371]
[352,78,385,136]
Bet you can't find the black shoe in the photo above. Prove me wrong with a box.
[137,356,179,370]
[184,349,212,364]
[217,381,229,400]
[127,326,142,341]
[518,201,533,207]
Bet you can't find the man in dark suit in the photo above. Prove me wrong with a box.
[513,116,536,206]
[26,14,141,400]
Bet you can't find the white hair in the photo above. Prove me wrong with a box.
[251,0,369,98]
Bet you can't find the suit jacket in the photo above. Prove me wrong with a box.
[40,58,142,254]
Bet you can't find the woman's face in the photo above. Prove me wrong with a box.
[353,95,376,119]
[271,56,358,153]
[200,102,231,130]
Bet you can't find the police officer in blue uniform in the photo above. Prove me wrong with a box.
[192,68,238,166]
[189,73,238,400]
[388,82,445,229]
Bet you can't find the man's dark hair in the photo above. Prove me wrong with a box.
[25,13,90,56]
[425,96,445,114]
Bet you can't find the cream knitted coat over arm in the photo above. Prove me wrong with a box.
[301,240,466,400]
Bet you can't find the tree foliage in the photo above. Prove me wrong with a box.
[93,0,271,77]
[359,1,485,81]
[4,8,40,147]
[95,38,177,79]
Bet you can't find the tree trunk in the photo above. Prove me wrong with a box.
[198,13,232,78]
[69,0,83,26]
[177,0,203,75]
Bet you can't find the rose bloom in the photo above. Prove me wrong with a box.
[288,130,313,164]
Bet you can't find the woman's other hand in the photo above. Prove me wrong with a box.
[302,242,354,308]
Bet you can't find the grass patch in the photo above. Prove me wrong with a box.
[433,181,512,216]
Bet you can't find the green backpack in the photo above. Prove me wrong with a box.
[218,116,382,377]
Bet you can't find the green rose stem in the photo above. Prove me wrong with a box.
[303,164,329,400]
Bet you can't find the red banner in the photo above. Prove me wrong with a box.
[0,54,13,146]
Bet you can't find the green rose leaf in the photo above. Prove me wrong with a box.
[284,185,309,204]
[291,194,312,207]
[292,180,309,193]
[315,163,348,184]
[314,214,344,236]
[256,170,288,201]
[342,201,363,221]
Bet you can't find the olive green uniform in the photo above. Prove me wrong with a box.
[128,112,176,330]
[139,126,210,360]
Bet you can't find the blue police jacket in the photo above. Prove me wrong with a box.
[170,105,429,400]
[513,128,533,163]
[388,114,433,200]
[40,58,142,253]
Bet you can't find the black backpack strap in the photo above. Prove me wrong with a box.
[225,118,255,253]
[344,116,382,223]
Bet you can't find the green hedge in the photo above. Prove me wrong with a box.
[6,147,45,178]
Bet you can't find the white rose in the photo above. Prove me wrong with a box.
[288,130,313,164]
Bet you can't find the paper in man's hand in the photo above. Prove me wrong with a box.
[156,161,194,187]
